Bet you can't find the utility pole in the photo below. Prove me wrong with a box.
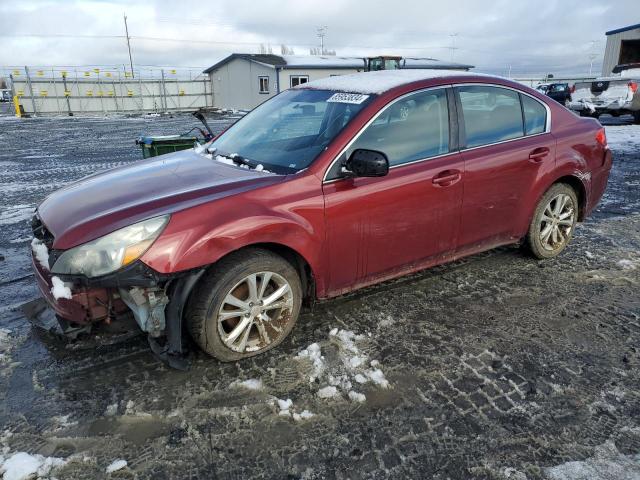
[588,40,598,76]
[448,33,459,62]
[316,26,327,55]
[124,13,135,78]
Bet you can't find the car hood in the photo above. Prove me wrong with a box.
[38,148,284,249]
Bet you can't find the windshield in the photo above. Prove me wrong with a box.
[209,89,373,174]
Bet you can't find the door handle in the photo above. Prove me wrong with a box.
[432,170,461,187]
[529,147,550,163]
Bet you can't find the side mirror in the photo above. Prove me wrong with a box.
[344,149,389,177]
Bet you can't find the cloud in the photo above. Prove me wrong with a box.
[0,0,636,76]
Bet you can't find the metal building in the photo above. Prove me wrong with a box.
[204,54,473,110]
[602,23,640,76]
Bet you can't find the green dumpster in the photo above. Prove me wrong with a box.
[136,135,199,159]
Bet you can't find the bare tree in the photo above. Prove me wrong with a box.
[259,44,273,54]
[0,78,6,89]
[309,47,336,55]
[280,44,295,55]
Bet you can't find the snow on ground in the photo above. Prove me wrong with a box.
[105,459,128,473]
[0,328,19,376]
[229,378,263,390]
[296,328,390,404]
[0,451,66,480]
[544,441,640,480]
[272,397,315,421]
[605,124,640,154]
[0,204,33,226]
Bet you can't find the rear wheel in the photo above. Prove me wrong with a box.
[185,248,302,361]
[526,184,578,259]
[633,111,640,125]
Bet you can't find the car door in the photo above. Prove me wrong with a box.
[454,85,555,252]
[322,87,465,295]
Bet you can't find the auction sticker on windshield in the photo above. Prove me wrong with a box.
[327,93,370,104]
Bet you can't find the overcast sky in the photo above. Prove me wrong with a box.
[0,0,636,77]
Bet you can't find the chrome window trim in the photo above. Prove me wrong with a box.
[322,82,553,183]
[322,85,452,183]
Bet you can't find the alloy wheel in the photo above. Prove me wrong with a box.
[216,271,294,353]
[539,193,575,251]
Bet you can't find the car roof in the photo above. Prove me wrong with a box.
[296,69,498,95]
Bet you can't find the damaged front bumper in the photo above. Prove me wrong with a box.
[31,240,204,368]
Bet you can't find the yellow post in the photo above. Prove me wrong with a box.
[13,96,22,118]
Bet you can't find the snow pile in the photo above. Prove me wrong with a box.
[276,398,293,416]
[605,125,640,154]
[317,386,339,399]
[106,459,127,473]
[31,238,50,271]
[0,452,66,480]
[297,343,325,382]
[545,441,640,480]
[273,398,314,421]
[292,410,315,421]
[617,259,638,271]
[50,276,73,300]
[296,328,390,404]
[229,378,263,391]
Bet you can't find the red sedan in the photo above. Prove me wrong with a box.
[31,70,612,367]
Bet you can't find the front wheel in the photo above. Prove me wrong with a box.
[185,248,302,361]
[526,184,578,259]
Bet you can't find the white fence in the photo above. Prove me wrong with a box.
[6,66,210,115]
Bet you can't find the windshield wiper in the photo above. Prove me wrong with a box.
[216,152,255,168]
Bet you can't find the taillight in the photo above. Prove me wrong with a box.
[629,82,638,93]
[570,84,576,94]
[596,128,607,147]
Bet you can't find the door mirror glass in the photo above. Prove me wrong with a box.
[344,149,389,177]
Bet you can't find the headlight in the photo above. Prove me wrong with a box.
[51,215,169,278]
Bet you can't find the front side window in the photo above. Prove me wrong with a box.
[259,76,269,94]
[457,86,524,148]
[210,89,372,174]
[325,88,449,179]
[522,94,547,135]
[290,75,309,88]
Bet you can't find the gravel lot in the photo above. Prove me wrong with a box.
[0,111,639,479]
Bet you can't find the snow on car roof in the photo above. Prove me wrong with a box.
[297,69,496,95]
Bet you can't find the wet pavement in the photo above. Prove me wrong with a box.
[0,112,639,479]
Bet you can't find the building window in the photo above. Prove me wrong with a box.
[290,75,309,88]
[259,76,269,94]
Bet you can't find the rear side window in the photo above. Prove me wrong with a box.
[457,86,524,148]
[521,95,547,135]
[347,88,450,167]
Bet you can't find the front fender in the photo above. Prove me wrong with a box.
[140,177,325,289]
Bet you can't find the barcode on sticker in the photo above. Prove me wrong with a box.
[327,93,370,104]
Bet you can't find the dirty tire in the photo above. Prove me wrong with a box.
[185,248,302,362]
[526,183,578,259]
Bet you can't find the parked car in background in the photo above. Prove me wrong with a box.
[0,90,11,102]
[30,70,612,368]
[568,64,640,123]
[535,83,572,105]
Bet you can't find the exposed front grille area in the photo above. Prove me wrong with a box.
[31,213,55,249]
